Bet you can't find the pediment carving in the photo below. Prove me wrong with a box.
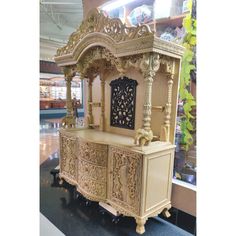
[56,8,153,57]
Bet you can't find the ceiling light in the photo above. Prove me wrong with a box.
[101,0,136,12]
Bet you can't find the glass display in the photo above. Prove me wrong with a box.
[40,76,83,110]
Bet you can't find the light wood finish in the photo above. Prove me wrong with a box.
[87,78,94,126]
[100,76,105,131]
[55,8,184,234]
[59,129,175,234]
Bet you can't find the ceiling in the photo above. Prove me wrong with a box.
[40,0,84,61]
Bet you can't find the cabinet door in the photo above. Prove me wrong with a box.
[59,133,77,184]
[108,146,143,215]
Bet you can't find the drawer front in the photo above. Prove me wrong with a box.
[78,174,106,200]
[78,159,106,182]
[78,138,108,167]
[59,133,77,182]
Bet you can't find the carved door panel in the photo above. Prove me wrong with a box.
[108,146,143,215]
[59,134,77,183]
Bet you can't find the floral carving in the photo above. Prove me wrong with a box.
[60,134,77,181]
[109,146,142,215]
[56,8,153,57]
[78,159,106,182]
[110,77,138,130]
[78,174,106,200]
[78,138,108,166]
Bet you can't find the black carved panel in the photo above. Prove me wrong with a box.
[110,77,138,130]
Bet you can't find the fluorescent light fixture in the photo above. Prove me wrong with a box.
[101,0,136,11]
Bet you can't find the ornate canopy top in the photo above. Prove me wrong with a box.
[54,8,184,67]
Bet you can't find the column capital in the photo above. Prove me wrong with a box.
[63,66,76,81]
[140,53,161,79]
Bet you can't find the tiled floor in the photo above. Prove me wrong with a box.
[40,118,194,236]
[40,213,65,236]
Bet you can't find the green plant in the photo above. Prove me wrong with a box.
[179,0,196,151]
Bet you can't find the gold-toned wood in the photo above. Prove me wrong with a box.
[87,78,94,127]
[100,76,105,131]
[152,106,165,112]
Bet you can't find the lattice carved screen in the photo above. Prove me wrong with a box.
[110,77,138,130]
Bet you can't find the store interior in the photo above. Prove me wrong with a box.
[40,0,196,235]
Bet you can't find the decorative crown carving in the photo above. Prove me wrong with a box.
[56,8,153,57]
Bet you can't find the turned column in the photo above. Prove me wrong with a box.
[142,73,155,132]
[87,77,94,126]
[64,67,76,117]
[161,61,175,142]
[135,53,160,146]
[100,76,105,131]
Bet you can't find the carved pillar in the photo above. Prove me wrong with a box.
[61,67,76,128]
[100,75,105,131]
[64,67,76,117]
[143,74,154,132]
[87,77,94,126]
[161,61,175,142]
[134,53,160,146]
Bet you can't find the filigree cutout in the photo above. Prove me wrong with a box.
[110,77,138,130]
[56,8,153,56]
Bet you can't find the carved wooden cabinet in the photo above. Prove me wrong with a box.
[59,129,175,234]
[55,8,184,235]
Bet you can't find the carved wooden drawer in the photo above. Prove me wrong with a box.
[78,159,106,182]
[59,133,77,182]
[78,138,108,167]
[78,174,106,200]
[108,146,142,215]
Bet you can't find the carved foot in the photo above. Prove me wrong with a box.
[135,217,147,234]
[162,208,171,218]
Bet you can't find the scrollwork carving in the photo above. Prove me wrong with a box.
[56,9,153,57]
[78,138,108,167]
[78,174,106,200]
[60,134,77,181]
[109,146,142,215]
[78,159,106,182]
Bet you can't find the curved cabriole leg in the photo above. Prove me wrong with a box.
[135,217,147,234]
